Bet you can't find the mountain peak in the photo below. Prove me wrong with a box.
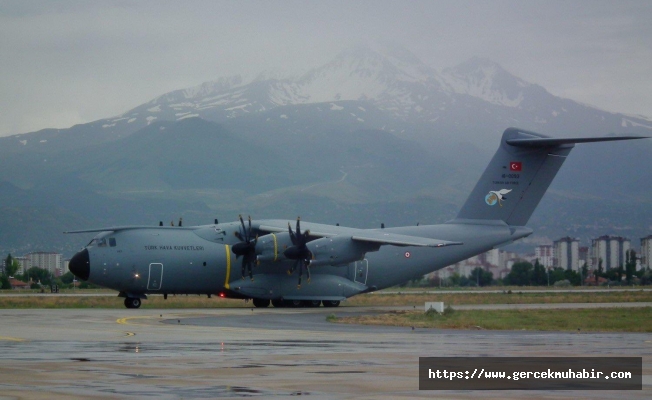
[442,57,532,107]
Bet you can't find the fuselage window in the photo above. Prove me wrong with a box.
[109,238,117,247]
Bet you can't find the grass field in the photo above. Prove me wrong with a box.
[334,307,652,332]
[345,290,652,307]
[0,288,649,309]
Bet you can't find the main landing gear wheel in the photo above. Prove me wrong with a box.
[124,297,142,309]
[252,298,270,308]
[322,300,340,308]
[283,299,303,308]
[302,300,321,308]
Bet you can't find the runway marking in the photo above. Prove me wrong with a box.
[124,332,136,337]
[0,336,26,342]
[116,316,157,326]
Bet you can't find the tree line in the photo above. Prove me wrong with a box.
[409,250,651,287]
[2,254,96,290]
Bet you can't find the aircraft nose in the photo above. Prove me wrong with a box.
[69,249,90,281]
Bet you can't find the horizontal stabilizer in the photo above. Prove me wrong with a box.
[506,135,649,147]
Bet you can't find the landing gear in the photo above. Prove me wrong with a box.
[303,300,321,308]
[271,299,303,308]
[270,299,339,308]
[252,298,270,308]
[284,299,303,308]
[124,297,142,309]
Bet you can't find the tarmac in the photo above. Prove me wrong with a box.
[0,305,650,399]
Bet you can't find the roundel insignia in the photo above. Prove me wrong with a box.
[404,251,411,258]
[485,192,498,206]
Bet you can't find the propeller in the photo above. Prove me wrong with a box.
[283,217,313,288]
[232,215,258,281]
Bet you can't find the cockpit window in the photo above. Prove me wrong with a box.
[97,238,107,247]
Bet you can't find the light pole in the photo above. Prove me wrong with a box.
[547,267,550,287]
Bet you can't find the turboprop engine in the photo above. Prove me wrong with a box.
[305,236,380,267]
[256,232,295,263]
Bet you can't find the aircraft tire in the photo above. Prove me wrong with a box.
[124,297,142,309]
[302,300,321,308]
[322,300,340,308]
[284,299,303,308]
[252,298,270,308]
[271,299,284,308]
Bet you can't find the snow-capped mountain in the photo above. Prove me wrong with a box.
[89,44,650,143]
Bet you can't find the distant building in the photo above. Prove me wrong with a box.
[553,237,579,271]
[591,236,630,270]
[8,278,30,290]
[13,256,29,276]
[481,249,501,267]
[641,235,652,269]
[25,252,63,276]
[579,246,589,269]
[535,245,554,268]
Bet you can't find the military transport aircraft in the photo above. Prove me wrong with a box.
[66,128,648,308]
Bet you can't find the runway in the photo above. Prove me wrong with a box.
[0,306,650,399]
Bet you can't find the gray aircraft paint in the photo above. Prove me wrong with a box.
[67,127,648,307]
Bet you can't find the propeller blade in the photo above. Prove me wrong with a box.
[298,259,303,288]
[288,222,296,244]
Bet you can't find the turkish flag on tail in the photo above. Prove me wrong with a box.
[509,161,522,171]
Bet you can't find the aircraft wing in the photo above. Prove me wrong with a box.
[351,232,462,247]
[64,226,196,234]
[257,220,462,248]
[257,222,338,238]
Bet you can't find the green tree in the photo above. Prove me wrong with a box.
[563,269,581,286]
[60,271,75,284]
[4,254,11,273]
[581,264,589,286]
[470,267,493,287]
[4,254,19,277]
[505,261,533,286]
[532,259,547,286]
[616,265,624,282]
[0,274,10,289]
[548,267,567,285]
[23,267,53,286]
[625,250,637,284]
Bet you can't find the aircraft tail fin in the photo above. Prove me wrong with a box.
[454,127,648,226]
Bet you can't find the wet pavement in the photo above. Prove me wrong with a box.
[0,307,650,399]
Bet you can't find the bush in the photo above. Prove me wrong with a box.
[553,279,571,288]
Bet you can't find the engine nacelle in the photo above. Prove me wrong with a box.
[306,236,380,267]
[256,232,294,262]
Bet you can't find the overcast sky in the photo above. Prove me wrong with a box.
[1,0,651,137]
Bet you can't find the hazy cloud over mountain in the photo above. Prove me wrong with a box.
[1,0,651,137]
